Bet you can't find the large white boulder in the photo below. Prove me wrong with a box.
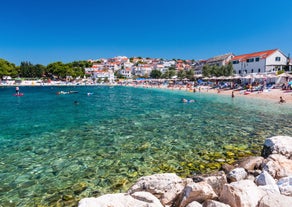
[262,154,292,179]
[255,170,277,186]
[204,172,227,196]
[128,173,185,206]
[203,200,231,207]
[258,191,292,207]
[186,201,202,207]
[256,170,280,194]
[78,192,163,207]
[226,168,247,182]
[262,136,292,159]
[278,176,292,196]
[238,156,264,171]
[219,180,264,207]
[179,181,217,207]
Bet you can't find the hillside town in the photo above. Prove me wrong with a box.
[84,49,291,83]
[1,48,292,87]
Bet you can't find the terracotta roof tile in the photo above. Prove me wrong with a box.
[232,49,278,62]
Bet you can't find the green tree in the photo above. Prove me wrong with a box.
[34,64,46,78]
[97,77,102,83]
[202,63,234,77]
[161,70,170,79]
[150,69,162,79]
[177,70,186,79]
[46,61,86,79]
[202,65,210,77]
[20,61,34,78]
[168,66,176,71]
[186,70,195,80]
[114,70,124,79]
[0,58,17,78]
[224,62,234,76]
[46,62,64,78]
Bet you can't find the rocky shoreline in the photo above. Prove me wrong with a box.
[78,136,292,207]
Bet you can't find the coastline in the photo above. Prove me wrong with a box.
[1,84,292,206]
[3,81,291,103]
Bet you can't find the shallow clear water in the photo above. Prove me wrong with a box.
[0,86,292,206]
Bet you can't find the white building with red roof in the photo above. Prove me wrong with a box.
[231,49,288,75]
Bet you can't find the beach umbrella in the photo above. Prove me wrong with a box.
[267,74,277,78]
[242,74,253,79]
[254,74,265,79]
[277,73,292,78]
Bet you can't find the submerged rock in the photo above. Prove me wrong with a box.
[72,182,87,194]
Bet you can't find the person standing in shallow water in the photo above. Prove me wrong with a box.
[16,86,19,95]
[279,96,286,103]
[231,91,235,98]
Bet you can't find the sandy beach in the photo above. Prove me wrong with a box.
[197,87,292,103]
[129,83,292,104]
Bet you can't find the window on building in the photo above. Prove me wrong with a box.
[275,57,281,61]
[247,58,254,63]
[251,69,254,73]
[239,70,241,74]
[232,60,239,64]
[244,70,247,74]
[258,68,261,73]
[255,57,260,62]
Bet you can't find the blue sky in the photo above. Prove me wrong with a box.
[1,0,292,65]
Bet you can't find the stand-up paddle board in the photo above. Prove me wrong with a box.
[13,93,24,96]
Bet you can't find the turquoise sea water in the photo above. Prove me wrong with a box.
[1,86,292,206]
